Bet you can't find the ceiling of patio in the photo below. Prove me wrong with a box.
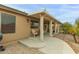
[29,11,62,24]
[30,12,54,21]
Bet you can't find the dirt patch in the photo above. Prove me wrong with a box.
[0,42,42,54]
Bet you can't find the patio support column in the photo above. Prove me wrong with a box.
[40,14,44,41]
[49,20,53,36]
[0,13,1,32]
[57,24,60,33]
[55,23,57,34]
[52,24,54,34]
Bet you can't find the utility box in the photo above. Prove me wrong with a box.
[0,32,5,51]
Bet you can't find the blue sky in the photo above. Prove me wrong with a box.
[4,4,79,24]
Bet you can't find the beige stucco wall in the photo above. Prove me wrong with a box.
[0,9,31,44]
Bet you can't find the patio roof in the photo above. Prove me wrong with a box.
[29,11,62,24]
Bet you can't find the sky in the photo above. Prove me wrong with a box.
[4,4,79,24]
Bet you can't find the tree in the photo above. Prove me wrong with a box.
[62,22,72,34]
[68,26,77,43]
[62,18,79,43]
[62,22,77,43]
[75,19,79,36]
[75,18,79,28]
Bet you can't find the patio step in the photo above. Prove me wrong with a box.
[18,38,46,49]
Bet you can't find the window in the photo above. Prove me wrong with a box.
[1,13,16,33]
[31,20,39,28]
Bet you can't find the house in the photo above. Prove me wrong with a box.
[0,5,62,46]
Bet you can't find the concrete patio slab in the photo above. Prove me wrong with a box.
[19,36,75,54]
[19,37,46,48]
[39,37,75,54]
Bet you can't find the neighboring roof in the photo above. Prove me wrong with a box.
[0,4,28,16]
[29,11,62,24]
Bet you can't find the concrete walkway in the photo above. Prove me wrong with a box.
[19,36,75,54]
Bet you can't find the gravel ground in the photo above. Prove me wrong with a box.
[54,34,79,54]
[0,42,42,54]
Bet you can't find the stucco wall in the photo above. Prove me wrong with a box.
[0,9,31,44]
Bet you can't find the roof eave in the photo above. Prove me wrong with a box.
[0,4,28,16]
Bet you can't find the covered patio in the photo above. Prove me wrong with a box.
[19,11,75,54]
[29,11,61,41]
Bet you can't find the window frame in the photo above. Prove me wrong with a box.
[1,13,16,33]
